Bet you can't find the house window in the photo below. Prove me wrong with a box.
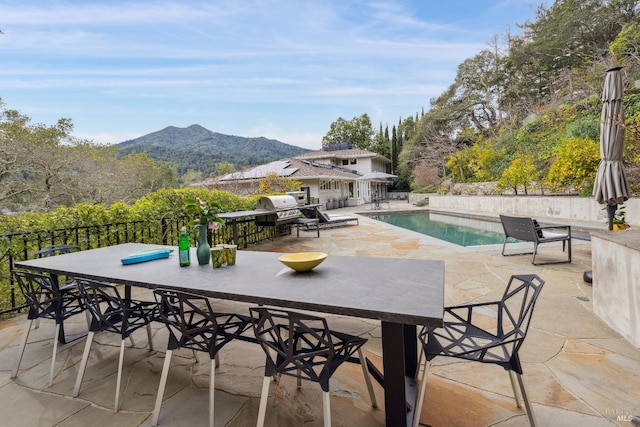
[350,158,357,165]
[319,180,331,190]
[342,159,349,165]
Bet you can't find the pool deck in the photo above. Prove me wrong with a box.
[1,200,638,426]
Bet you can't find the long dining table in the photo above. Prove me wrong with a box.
[15,242,444,427]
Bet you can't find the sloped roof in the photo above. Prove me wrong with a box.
[291,158,361,179]
[295,148,391,163]
[199,158,360,186]
[219,160,298,181]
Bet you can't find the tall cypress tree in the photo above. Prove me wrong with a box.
[391,125,398,174]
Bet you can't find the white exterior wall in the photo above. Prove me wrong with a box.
[370,158,388,172]
[354,157,393,202]
[298,180,320,202]
[336,157,371,175]
[294,152,392,206]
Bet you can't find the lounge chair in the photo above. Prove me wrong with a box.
[499,214,571,265]
[300,205,359,228]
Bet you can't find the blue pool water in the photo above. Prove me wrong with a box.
[370,212,516,247]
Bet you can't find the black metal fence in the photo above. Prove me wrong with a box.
[0,217,290,316]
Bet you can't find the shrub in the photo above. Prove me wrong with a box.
[546,137,599,192]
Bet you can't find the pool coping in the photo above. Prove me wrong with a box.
[356,208,593,242]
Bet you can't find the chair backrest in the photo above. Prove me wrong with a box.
[299,206,317,219]
[315,210,331,223]
[13,270,61,321]
[499,215,538,242]
[153,288,250,358]
[76,278,127,334]
[250,306,346,390]
[497,274,545,346]
[34,244,81,258]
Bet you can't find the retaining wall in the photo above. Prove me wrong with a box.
[424,195,639,226]
[592,231,640,348]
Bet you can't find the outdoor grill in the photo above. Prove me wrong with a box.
[254,195,302,226]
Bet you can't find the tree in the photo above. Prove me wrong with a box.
[119,153,177,200]
[468,138,505,182]
[610,22,640,67]
[181,169,204,186]
[0,102,31,207]
[546,137,600,192]
[63,147,177,206]
[497,154,541,195]
[445,136,504,183]
[391,124,398,174]
[507,0,638,106]
[0,99,178,212]
[13,117,80,210]
[445,147,475,182]
[258,172,303,194]
[322,114,374,150]
[447,50,503,133]
[370,123,390,158]
[401,104,469,180]
[215,161,236,176]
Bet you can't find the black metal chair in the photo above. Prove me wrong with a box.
[412,274,545,427]
[250,306,377,427]
[34,244,81,258]
[151,289,254,427]
[11,270,87,386]
[73,278,160,413]
[32,244,82,330]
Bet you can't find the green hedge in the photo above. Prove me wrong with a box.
[0,188,259,316]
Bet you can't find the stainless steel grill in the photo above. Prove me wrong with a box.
[255,195,301,226]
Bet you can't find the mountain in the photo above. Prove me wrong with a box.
[116,124,311,177]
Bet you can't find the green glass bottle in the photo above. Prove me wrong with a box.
[178,226,190,267]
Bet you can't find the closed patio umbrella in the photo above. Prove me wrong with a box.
[357,172,397,205]
[593,66,630,230]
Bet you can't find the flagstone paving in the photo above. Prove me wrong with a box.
[1,201,638,426]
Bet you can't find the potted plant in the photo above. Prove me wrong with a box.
[184,197,224,264]
[326,198,333,210]
[332,198,339,209]
[612,205,629,230]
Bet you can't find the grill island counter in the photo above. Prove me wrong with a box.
[219,195,314,244]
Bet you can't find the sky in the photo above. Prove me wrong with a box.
[0,0,547,150]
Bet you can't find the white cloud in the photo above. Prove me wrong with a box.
[1,0,539,151]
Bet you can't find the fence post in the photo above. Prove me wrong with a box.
[161,218,169,245]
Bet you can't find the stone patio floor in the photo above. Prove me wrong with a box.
[1,201,639,426]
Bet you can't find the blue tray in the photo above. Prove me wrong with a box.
[121,249,173,265]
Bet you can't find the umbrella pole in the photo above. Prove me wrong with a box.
[607,204,617,231]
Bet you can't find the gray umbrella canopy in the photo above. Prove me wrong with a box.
[357,171,397,180]
[593,66,630,229]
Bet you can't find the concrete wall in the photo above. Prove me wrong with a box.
[592,232,640,348]
[425,195,640,226]
[422,194,640,349]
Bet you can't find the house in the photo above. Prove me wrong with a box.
[197,148,393,206]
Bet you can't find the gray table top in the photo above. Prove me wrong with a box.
[16,243,444,326]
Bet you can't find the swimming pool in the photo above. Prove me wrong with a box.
[370,212,516,247]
